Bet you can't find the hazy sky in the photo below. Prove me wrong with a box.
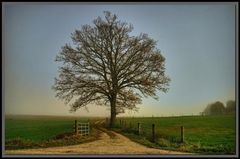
[3,3,236,117]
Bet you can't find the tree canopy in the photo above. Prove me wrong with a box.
[203,101,225,115]
[203,100,236,115]
[226,100,236,114]
[53,11,170,127]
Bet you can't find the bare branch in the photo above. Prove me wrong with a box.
[53,11,170,118]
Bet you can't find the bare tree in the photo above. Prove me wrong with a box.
[53,11,170,127]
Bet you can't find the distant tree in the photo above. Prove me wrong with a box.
[52,11,170,127]
[203,101,225,115]
[225,100,236,114]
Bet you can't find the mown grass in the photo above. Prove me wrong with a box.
[113,115,236,154]
[5,115,102,150]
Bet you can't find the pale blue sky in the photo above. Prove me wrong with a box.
[3,3,236,117]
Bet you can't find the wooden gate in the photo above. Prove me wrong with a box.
[74,120,90,136]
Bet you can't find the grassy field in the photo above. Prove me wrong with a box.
[113,115,236,154]
[5,114,236,154]
[5,115,102,150]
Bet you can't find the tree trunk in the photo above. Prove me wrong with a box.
[109,95,117,128]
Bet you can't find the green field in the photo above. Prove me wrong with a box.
[114,115,236,154]
[5,114,236,154]
[5,115,101,150]
[5,115,91,141]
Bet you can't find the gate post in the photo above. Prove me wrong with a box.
[75,120,78,134]
[138,123,141,135]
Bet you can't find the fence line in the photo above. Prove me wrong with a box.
[117,119,185,143]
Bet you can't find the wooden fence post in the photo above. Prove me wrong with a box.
[138,123,141,135]
[152,124,155,142]
[106,118,108,126]
[75,120,78,134]
[181,126,184,143]
[88,122,90,136]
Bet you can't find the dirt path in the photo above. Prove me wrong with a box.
[5,121,191,155]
